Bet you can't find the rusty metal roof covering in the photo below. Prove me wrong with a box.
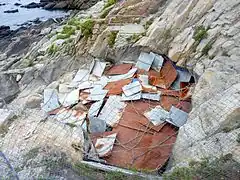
[104,79,131,96]
[105,125,177,170]
[149,60,177,89]
[107,64,133,75]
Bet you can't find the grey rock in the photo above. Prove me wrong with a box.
[25,94,43,109]
[0,74,19,103]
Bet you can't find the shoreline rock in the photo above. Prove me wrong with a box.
[4,9,19,13]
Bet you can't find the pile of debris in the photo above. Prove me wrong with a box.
[41,51,195,171]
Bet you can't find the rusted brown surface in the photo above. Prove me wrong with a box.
[104,124,177,170]
[176,101,192,113]
[104,79,132,96]
[149,60,177,89]
[160,89,180,97]
[107,64,133,75]
[160,95,179,111]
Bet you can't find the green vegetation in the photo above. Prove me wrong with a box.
[74,163,144,180]
[202,41,214,55]
[104,0,117,10]
[100,7,112,18]
[193,25,208,43]
[80,19,94,38]
[48,44,59,55]
[108,31,118,48]
[163,155,240,180]
[127,33,145,43]
[144,19,154,30]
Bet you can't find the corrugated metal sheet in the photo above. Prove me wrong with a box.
[91,60,107,77]
[135,52,155,71]
[54,108,86,126]
[59,89,80,107]
[160,95,179,111]
[149,60,177,89]
[122,81,142,97]
[121,92,142,101]
[87,88,108,101]
[88,100,104,117]
[98,96,126,127]
[108,68,137,82]
[95,133,117,157]
[168,106,188,127]
[107,64,133,75]
[142,93,161,101]
[42,89,61,112]
[144,106,169,126]
[150,52,164,72]
[71,69,90,86]
[171,68,192,90]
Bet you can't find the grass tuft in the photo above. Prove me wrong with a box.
[193,26,208,43]
[104,0,117,10]
[80,19,94,38]
[108,31,118,48]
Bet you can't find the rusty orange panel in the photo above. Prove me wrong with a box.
[149,60,177,89]
[105,125,177,170]
[160,95,179,111]
[107,64,133,75]
[160,89,180,97]
[104,79,132,96]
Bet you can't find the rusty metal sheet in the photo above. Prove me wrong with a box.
[107,64,133,75]
[104,79,131,96]
[160,89,180,97]
[160,95,179,111]
[175,101,192,113]
[104,125,177,170]
[149,60,177,89]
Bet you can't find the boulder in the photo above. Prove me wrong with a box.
[0,74,20,103]
[43,2,56,10]
[4,9,19,13]
[21,2,40,9]
[0,26,11,38]
[25,94,43,109]
[52,1,68,9]
[14,3,21,6]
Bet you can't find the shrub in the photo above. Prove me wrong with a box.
[202,41,213,55]
[48,44,58,55]
[108,31,118,48]
[80,19,94,38]
[104,0,117,10]
[193,26,208,42]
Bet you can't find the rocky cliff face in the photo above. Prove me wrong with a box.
[0,0,239,178]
